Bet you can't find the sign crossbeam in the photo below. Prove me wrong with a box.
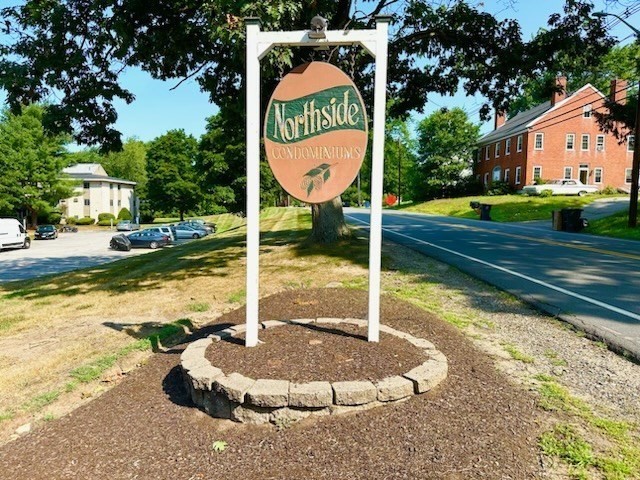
[245,17,390,347]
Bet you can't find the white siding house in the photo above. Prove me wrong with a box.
[59,164,137,221]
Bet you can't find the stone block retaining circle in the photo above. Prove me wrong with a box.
[180,318,448,425]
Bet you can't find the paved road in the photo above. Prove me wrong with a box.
[0,230,159,283]
[345,207,640,359]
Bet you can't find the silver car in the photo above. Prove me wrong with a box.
[173,224,208,239]
[116,220,140,231]
[144,225,176,242]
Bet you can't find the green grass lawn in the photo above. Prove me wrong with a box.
[585,210,640,241]
[399,194,620,223]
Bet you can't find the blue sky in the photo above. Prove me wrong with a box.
[1,0,639,144]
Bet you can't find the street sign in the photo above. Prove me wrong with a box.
[264,62,368,204]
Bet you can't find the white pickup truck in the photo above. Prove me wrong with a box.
[0,218,31,250]
[520,179,599,196]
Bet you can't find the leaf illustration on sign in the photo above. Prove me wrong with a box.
[300,163,333,197]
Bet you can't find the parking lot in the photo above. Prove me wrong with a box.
[0,229,165,283]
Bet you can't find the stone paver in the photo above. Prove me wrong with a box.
[246,379,290,408]
[375,375,415,402]
[289,381,333,408]
[403,360,448,394]
[214,373,255,403]
[332,381,377,406]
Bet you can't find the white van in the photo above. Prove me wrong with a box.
[0,218,31,251]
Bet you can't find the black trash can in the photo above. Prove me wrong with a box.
[479,204,492,221]
[561,208,584,232]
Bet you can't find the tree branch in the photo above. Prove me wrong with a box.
[169,63,208,91]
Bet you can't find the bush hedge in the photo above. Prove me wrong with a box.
[98,212,116,221]
[75,217,96,225]
[117,208,132,220]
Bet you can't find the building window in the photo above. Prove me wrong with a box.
[110,200,113,206]
[581,134,590,151]
[594,168,603,184]
[596,135,605,151]
[566,133,575,151]
[505,138,511,155]
[533,166,542,181]
[515,166,522,185]
[534,133,544,150]
[583,105,592,118]
[628,135,635,151]
[492,166,502,181]
[118,200,121,206]
[117,184,121,190]
[495,142,500,158]
[83,182,90,189]
[110,184,113,190]
[84,199,90,206]
[73,198,78,203]
[485,146,489,160]
[626,168,633,183]
[504,169,510,182]
[516,135,523,152]
[484,173,489,185]
[564,167,573,179]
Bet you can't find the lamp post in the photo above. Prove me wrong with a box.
[593,11,640,227]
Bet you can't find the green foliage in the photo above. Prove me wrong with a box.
[98,213,116,221]
[539,424,594,468]
[147,130,201,220]
[486,180,513,196]
[117,208,132,220]
[75,217,95,225]
[585,210,640,241]
[65,217,77,225]
[539,189,553,198]
[410,108,480,201]
[211,440,228,453]
[102,138,148,197]
[187,302,210,313]
[502,343,535,364]
[0,105,73,223]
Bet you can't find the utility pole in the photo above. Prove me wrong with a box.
[594,11,640,227]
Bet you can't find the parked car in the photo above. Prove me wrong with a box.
[178,219,216,234]
[520,179,599,196]
[110,233,132,251]
[173,224,208,239]
[143,225,176,242]
[116,220,140,231]
[0,218,30,250]
[126,230,170,249]
[34,224,58,240]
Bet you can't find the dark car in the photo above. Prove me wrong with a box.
[34,224,58,240]
[126,230,171,249]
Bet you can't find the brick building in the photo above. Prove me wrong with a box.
[476,77,635,192]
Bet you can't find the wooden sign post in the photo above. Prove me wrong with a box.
[245,17,390,347]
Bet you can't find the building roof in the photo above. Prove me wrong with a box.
[479,101,552,144]
[478,84,605,145]
[62,164,136,186]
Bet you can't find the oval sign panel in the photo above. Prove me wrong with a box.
[264,62,368,204]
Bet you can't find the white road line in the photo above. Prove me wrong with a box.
[347,214,640,323]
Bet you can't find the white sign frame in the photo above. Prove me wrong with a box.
[245,16,390,347]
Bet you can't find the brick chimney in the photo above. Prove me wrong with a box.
[551,76,567,106]
[610,78,628,105]
[494,110,506,129]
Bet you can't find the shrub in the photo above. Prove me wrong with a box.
[117,208,132,220]
[97,219,115,226]
[75,217,96,225]
[98,212,116,221]
[486,180,514,196]
[66,217,77,225]
[139,209,155,223]
[539,189,553,198]
[599,185,619,195]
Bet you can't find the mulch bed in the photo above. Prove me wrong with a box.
[0,288,544,479]
[208,322,427,383]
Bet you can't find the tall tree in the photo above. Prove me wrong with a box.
[411,107,480,200]
[384,118,416,202]
[509,43,640,116]
[102,138,148,197]
[0,0,616,240]
[0,105,73,225]
[146,129,200,220]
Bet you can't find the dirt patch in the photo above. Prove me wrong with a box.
[0,289,544,479]
[208,322,427,383]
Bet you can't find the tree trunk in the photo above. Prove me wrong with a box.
[179,210,184,221]
[309,196,351,243]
